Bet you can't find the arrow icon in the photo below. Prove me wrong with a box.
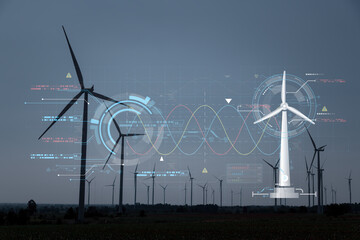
[225,98,232,104]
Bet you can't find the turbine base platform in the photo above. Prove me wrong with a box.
[269,187,299,198]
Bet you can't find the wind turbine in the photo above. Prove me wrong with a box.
[263,158,280,207]
[346,171,352,204]
[38,26,128,223]
[102,104,145,213]
[331,185,335,204]
[307,128,326,214]
[159,184,168,204]
[197,183,207,205]
[305,157,312,208]
[211,187,215,205]
[254,71,315,199]
[144,163,157,205]
[131,163,140,206]
[86,177,95,207]
[183,183,187,205]
[187,166,195,206]
[214,175,223,206]
[105,176,116,206]
[143,183,150,205]
[205,185,208,205]
[311,171,315,206]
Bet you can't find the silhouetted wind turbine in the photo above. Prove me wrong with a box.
[183,183,187,205]
[143,183,150,205]
[263,159,280,207]
[211,186,215,205]
[86,177,95,207]
[198,183,207,205]
[144,163,156,205]
[307,128,326,214]
[187,166,195,206]
[38,26,127,222]
[305,157,312,208]
[311,171,315,207]
[214,175,223,207]
[105,176,116,206]
[331,185,335,204]
[102,104,144,213]
[131,162,140,206]
[205,185,208,205]
[159,184,168,204]
[346,171,352,204]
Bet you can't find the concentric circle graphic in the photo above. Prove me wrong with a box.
[252,73,317,138]
[90,94,164,169]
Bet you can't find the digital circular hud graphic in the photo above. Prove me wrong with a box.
[252,73,317,138]
[90,94,164,170]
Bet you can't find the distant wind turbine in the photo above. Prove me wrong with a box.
[307,128,326,214]
[254,71,315,199]
[145,163,157,205]
[86,177,95,207]
[197,183,207,205]
[346,171,352,204]
[263,158,280,207]
[214,175,223,206]
[38,26,128,222]
[187,166,195,206]
[143,183,150,205]
[102,104,144,213]
[159,184,168,204]
[105,176,116,206]
[305,157,312,208]
[183,183,187,205]
[131,163,140,206]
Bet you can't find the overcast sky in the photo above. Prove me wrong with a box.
[0,0,359,206]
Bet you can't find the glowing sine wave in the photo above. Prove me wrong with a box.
[125,104,281,156]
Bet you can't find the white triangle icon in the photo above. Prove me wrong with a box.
[225,98,232,104]
[160,156,164,162]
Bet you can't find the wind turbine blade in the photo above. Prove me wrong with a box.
[287,106,315,124]
[91,91,128,107]
[38,91,83,139]
[125,133,145,137]
[275,159,280,168]
[104,103,121,135]
[309,151,317,170]
[113,176,117,185]
[62,26,84,89]
[89,177,95,183]
[349,171,352,179]
[102,136,121,169]
[262,159,274,169]
[319,145,327,150]
[305,157,309,171]
[306,127,317,149]
[281,70,286,104]
[187,166,192,178]
[153,163,156,172]
[253,107,282,124]
[135,163,139,173]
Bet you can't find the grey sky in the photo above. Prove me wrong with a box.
[0,0,359,206]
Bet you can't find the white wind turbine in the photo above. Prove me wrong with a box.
[254,71,315,198]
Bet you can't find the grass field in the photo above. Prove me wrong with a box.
[0,212,359,239]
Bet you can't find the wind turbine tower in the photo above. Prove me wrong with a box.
[160,184,168,204]
[346,171,352,204]
[187,166,195,206]
[214,176,223,207]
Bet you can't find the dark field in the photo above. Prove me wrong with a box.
[0,212,360,239]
